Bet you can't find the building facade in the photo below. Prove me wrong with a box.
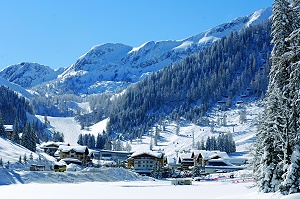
[128,151,165,174]
[58,145,92,166]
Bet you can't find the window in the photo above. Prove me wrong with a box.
[207,161,228,166]
[70,151,75,158]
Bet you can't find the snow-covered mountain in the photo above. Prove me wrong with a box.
[0,62,65,89]
[20,7,271,96]
[0,76,33,98]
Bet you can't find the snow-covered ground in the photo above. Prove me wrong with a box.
[1,101,299,198]
[0,178,298,199]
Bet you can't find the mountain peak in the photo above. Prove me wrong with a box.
[0,8,272,96]
[0,62,63,89]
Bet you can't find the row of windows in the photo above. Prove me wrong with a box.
[62,154,84,159]
[136,160,154,164]
[137,164,154,168]
[136,157,153,160]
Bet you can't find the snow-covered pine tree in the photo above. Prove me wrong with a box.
[151,160,163,179]
[279,0,300,194]
[23,153,27,164]
[280,145,300,194]
[254,0,300,194]
[0,111,6,138]
[21,122,37,152]
[18,155,22,164]
[11,118,20,144]
[254,83,286,192]
[77,134,83,145]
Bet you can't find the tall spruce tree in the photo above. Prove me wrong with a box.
[0,111,6,138]
[21,122,37,152]
[254,83,285,192]
[279,0,300,194]
[11,118,20,144]
[254,0,300,194]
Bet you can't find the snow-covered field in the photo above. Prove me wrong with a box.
[0,178,299,199]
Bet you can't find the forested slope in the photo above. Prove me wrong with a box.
[0,86,34,127]
[106,21,272,140]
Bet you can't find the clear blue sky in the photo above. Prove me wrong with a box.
[0,0,273,70]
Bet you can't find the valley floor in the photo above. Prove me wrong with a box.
[0,178,297,199]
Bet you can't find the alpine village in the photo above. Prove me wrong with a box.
[1,0,300,198]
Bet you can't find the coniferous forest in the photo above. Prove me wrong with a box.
[0,86,49,151]
[252,0,300,195]
[105,21,272,140]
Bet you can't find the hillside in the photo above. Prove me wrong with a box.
[0,77,32,99]
[105,20,271,139]
[39,101,262,161]
[0,100,260,171]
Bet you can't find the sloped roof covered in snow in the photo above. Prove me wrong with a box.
[130,151,163,159]
[4,125,13,131]
[179,152,193,160]
[193,150,230,160]
[40,142,69,149]
[58,145,89,154]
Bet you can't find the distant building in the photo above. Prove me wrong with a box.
[58,145,93,166]
[30,164,45,171]
[171,150,247,171]
[128,151,165,175]
[4,125,13,140]
[40,142,70,156]
[178,152,194,170]
[93,150,133,166]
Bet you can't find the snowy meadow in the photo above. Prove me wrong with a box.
[0,179,297,199]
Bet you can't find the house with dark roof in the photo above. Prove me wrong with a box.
[178,152,194,170]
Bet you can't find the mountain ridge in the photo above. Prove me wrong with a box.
[0,7,272,96]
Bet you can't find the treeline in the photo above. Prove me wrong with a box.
[30,94,85,117]
[106,21,272,139]
[0,86,51,151]
[77,131,131,151]
[195,133,236,154]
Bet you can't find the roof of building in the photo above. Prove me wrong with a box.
[40,142,69,149]
[193,150,230,160]
[179,153,193,160]
[131,151,163,159]
[4,125,13,131]
[58,145,89,153]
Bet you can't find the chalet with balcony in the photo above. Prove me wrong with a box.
[93,150,133,166]
[178,153,194,170]
[40,142,70,156]
[58,145,93,166]
[128,151,165,175]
